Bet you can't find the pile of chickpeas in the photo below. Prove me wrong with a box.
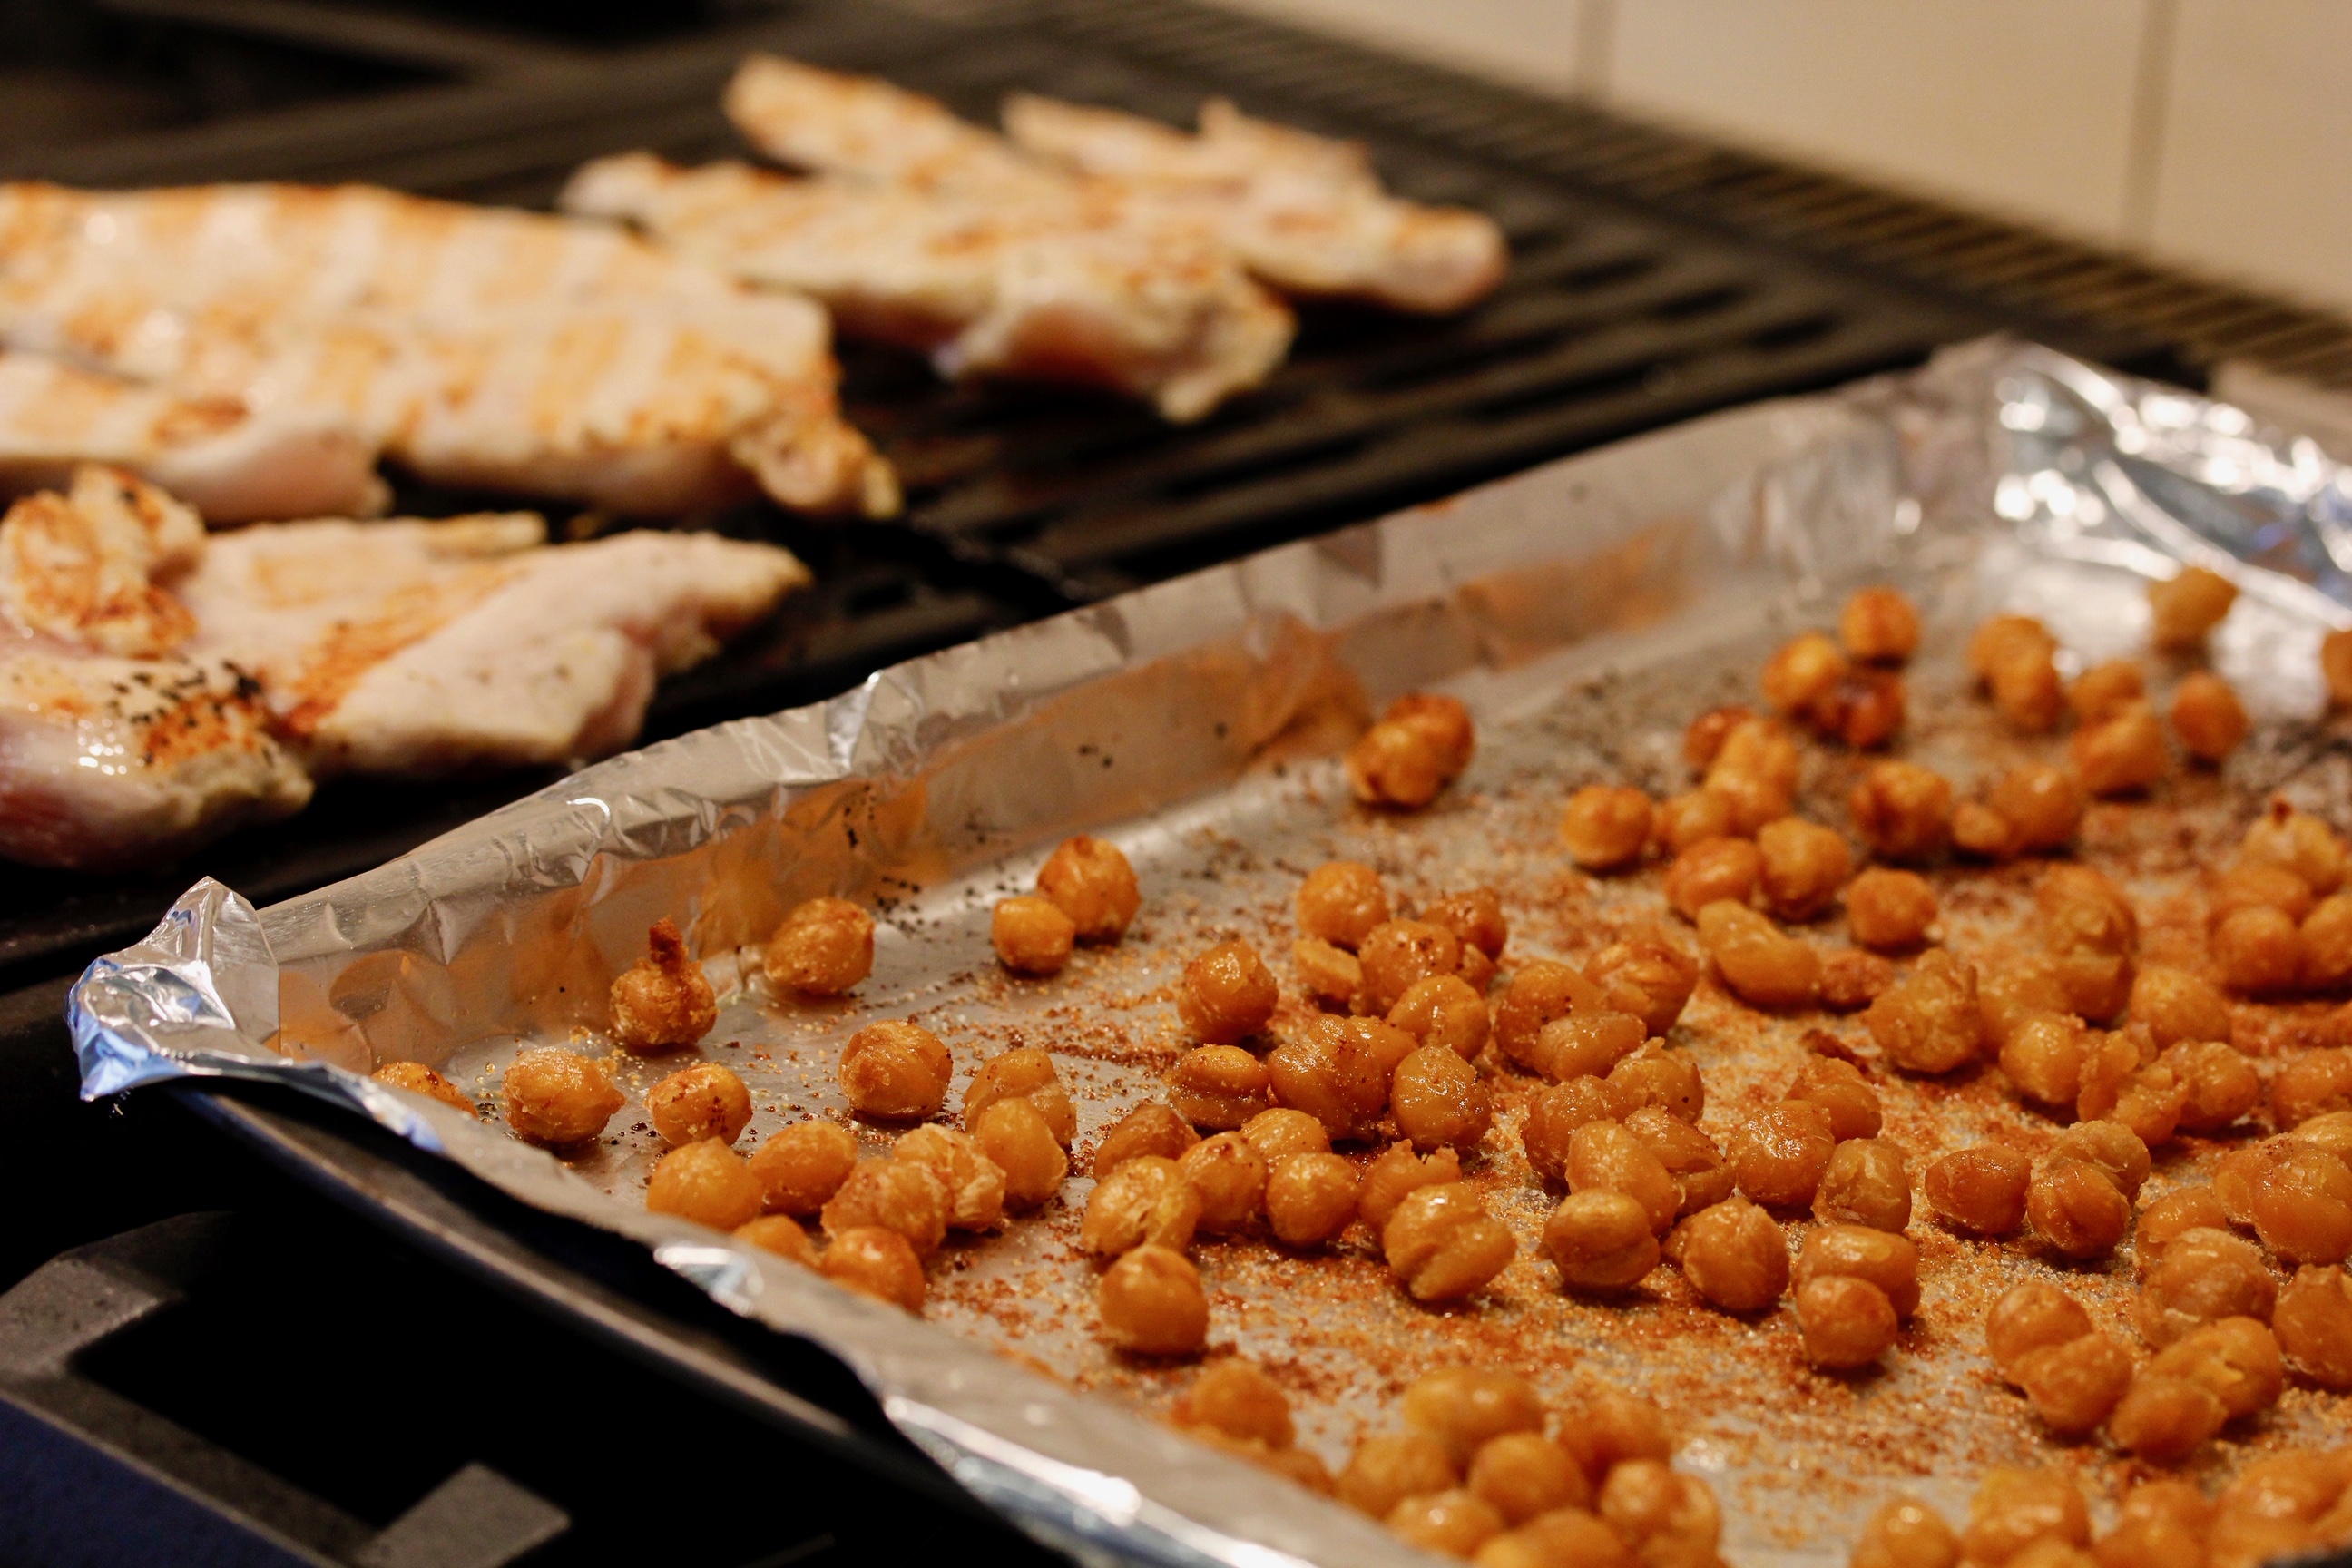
[366,563,2352,1564]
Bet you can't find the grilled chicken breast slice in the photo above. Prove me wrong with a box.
[562,153,1292,422]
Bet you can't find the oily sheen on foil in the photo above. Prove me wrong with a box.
[67,339,2352,1568]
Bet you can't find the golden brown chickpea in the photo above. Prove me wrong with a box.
[1167,1044,1272,1130]
[2171,671,2249,763]
[646,1062,753,1146]
[1083,1155,1201,1259]
[1179,939,1278,1044]
[1847,762,1952,866]
[609,918,720,1054]
[2128,965,2233,1047]
[1389,974,1492,1060]
[1092,1101,1200,1175]
[1925,1145,2032,1237]
[1986,1282,2096,1382]
[1992,652,2065,733]
[2133,1187,2229,1260]
[2102,1480,2212,1568]
[2012,1333,2134,1436]
[1174,1358,1293,1447]
[963,1046,1075,1146]
[503,1048,624,1148]
[1820,949,1896,1012]
[2028,1156,2131,1259]
[1970,614,2056,681]
[2273,1265,2352,1387]
[1466,1433,1588,1527]
[1976,958,2069,1053]
[839,1020,953,1122]
[821,1225,926,1311]
[734,1213,818,1267]
[1348,716,1450,809]
[646,1138,766,1231]
[2301,895,2352,989]
[893,1125,1005,1232]
[2108,1369,2227,1464]
[2136,1227,2274,1346]
[2152,1316,2282,1419]
[1624,1106,1734,1214]
[2049,1120,2150,1200]
[1960,1467,2088,1566]
[2272,1047,2352,1126]
[1866,949,1982,1073]
[1607,1043,1706,1125]
[1560,786,1656,873]
[1491,959,1601,1063]
[2162,1040,2261,1132]
[1795,1223,1920,1318]
[2248,1138,2352,1264]
[1417,886,1506,962]
[1036,834,1142,943]
[1814,1139,1912,1231]
[1951,801,2022,861]
[1730,1100,1838,1209]
[1097,1243,1208,1356]
[1524,1010,1646,1083]
[1294,936,1361,1009]
[1520,1078,1629,1186]
[1585,929,1702,1037]
[1176,1131,1268,1233]
[992,895,1075,975]
[2000,1012,2089,1108]
[1989,764,2088,852]
[1388,1489,1505,1558]
[1544,1190,1661,1293]
[1263,1150,1359,1247]
[1846,868,1937,952]
[1788,1054,1882,1141]
[1297,861,1390,951]
[1697,900,1821,1008]
[2245,796,2349,892]
[1268,1016,1401,1140]
[1705,769,1797,838]
[370,1062,475,1117]
[1240,1106,1331,1165]
[2071,703,2168,796]
[973,1096,1070,1210]
[1596,1460,1720,1568]
[1339,1433,1460,1520]
[2093,1060,2190,1149]
[1567,1120,1680,1235]
[1671,1195,1788,1311]
[1756,817,1853,922]
[1683,705,1755,771]
[1477,1508,1636,1568]
[1387,692,1478,777]
[763,897,876,997]
[2290,1108,2352,1166]
[2210,859,2317,926]
[1810,669,1907,750]
[1653,789,1737,856]
[1762,630,1850,715]
[1393,1044,1493,1153]
[1796,1273,1898,1369]
[749,1120,858,1215]
[1359,1142,1464,1231]
[1852,1497,1958,1568]
[820,1155,952,1254]
[2068,660,2146,725]
[1357,920,1464,1018]
[1842,586,1920,664]
[1664,836,1759,922]
[1402,1367,1544,1467]
[2150,564,2239,649]
[1386,1183,1517,1302]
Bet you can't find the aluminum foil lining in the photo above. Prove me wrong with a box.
[64,338,2352,1568]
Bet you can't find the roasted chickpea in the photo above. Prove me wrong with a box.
[2247,1139,2352,1264]
[1520,1078,1628,1186]
[1524,1010,1645,1083]
[1849,761,1953,865]
[1654,789,1737,856]
[1760,630,1849,716]
[734,1213,818,1267]
[1705,769,1796,838]
[1240,1106,1331,1165]
[1388,1490,1505,1558]
[1683,705,1755,770]
[1402,1367,1544,1466]
[2133,1187,2230,1260]
[2275,1048,2352,1125]
[503,1048,624,1148]
[1852,1497,1958,1568]
[1795,1223,1920,1317]
[1168,1045,1272,1130]
[1671,1195,1788,1311]
[1717,712,1803,789]
[1357,920,1463,1018]
[1465,1433,1588,1526]
[893,1125,1005,1232]
[974,1096,1070,1210]
[1269,1016,1404,1140]
[1544,1190,1661,1292]
[1607,1043,1706,1126]
[2217,905,2305,995]
[2049,1120,2149,1200]
[2071,703,2168,796]
[1264,1150,1359,1246]
[749,1120,858,1215]
[840,1020,953,1121]
[1811,669,1907,749]
[1359,1142,1464,1231]
[1597,1462,1721,1568]
[2171,671,2249,764]
[2301,896,2352,989]
[1083,1155,1201,1257]
[2012,1332,2134,1436]
[1991,651,2064,733]
[1970,614,2054,680]
[2128,965,2232,1047]
[2136,1227,2274,1347]
[1177,1131,1268,1232]
[1387,692,1477,776]
[1999,1012,2088,1108]
[2245,797,2350,892]
[1174,1358,1293,1448]
[1338,1433,1459,1520]
[1348,716,1450,808]
[646,1138,766,1230]
[1294,936,1362,1009]
[1478,1509,1635,1568]
[1176,939,1277,1043]
[1297,862,1390,952]
[1989,764,2087,852]
[1820,949,1896,1012]
[2041,870,2137,1018]
[1986,1282,2097,1383]
[1789,1054,1882,1141]
[2291,1108,2352,1166]
[820,1156,950,1254]
[2027,1156,2131,1259]
[1585,929,1702,1037]
[1386,1183,1517,1302]
[1393,1044,1493,1153]
[2163,1039,2261,1132]
[1795,1274,1897,1369]
[2102,1061,2191,1149]
[2068,660,2146,725]
[1813,1139,1912,1231]
[1560,786,1656,872]
[606,918,720,1055]
[821,1225,925,1311]
[646,1062,752,1146]
[2152,1316,2283,1419]
[1567,1120,1680,1235]
[371,1062,475,1117]
[1959,1467,2088,1566]
[1036,834,1141,943]
[2210,859,2316,926]
[1925,1145,2031,1236]
[1756,817,1852,922]
[1098,1244,1208,1355]
[1093,1101,1200,1174]
[1665,836,1760,921]
[2150,564,2239,649]
[1698,901,1821,1008]
[1389,974,1491,1059]
[2108,1369,2227,1464]
[763,897,876,996]
[1845,868,1936,952]
[964,1046,1075,1146]
[1492,960,1601,1063]
[1951,802,2022,862]
[993,895,1075,975]
[1730,1100,1837,1210]
[2273,1265,2352,1387]
[1866,950,1981,1073]
[1842,586,1920,663]
[1625,1106,1734,1214]
[2103,1480,2212,1568]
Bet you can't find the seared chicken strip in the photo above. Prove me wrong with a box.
[561,154,1293,422]
[0,182,894,517]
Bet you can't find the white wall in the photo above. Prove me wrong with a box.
[1213,0,2352,318]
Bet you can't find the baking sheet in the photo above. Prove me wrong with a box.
[68,338,2352,1566]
